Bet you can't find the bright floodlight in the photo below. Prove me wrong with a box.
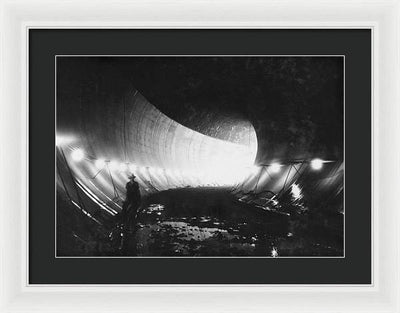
[71,148,84,161]
[311,158,324,170]
[95,159,105,170]
[56,136,64,146]
[56,135,74,146]
[270,163,281,174]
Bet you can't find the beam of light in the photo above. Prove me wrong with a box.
[310,158,324,170]
[269,162,282,174]
[95,158,105,170]
[291,183,303,201]
[56,134,75,146]
[71,148,84,162]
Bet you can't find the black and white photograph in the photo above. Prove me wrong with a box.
[4,0,398,309]
[56,56,344,257]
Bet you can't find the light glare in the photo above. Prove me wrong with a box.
[271,247,279,258]
[311,158,324,170]
[71,148,84,161]
[269,163,281,174]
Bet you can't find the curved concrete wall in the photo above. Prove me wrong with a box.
[57,89,258,214]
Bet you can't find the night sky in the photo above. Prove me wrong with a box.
[57,56,343,164]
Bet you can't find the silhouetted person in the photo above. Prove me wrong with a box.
[119,174,141,254]
[122,174,141,220]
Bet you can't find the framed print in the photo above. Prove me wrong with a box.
[1,0,400,312]
[31,29,366,284]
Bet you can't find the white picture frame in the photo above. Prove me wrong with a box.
[0,0,399,312]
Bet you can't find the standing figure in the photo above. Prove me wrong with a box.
[122,174,141,222]
[119,174,141,254]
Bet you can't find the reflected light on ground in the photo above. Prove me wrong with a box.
[271,247,279,257]
[291,183,303,200]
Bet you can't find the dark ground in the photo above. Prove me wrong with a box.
[57,187,343,257]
